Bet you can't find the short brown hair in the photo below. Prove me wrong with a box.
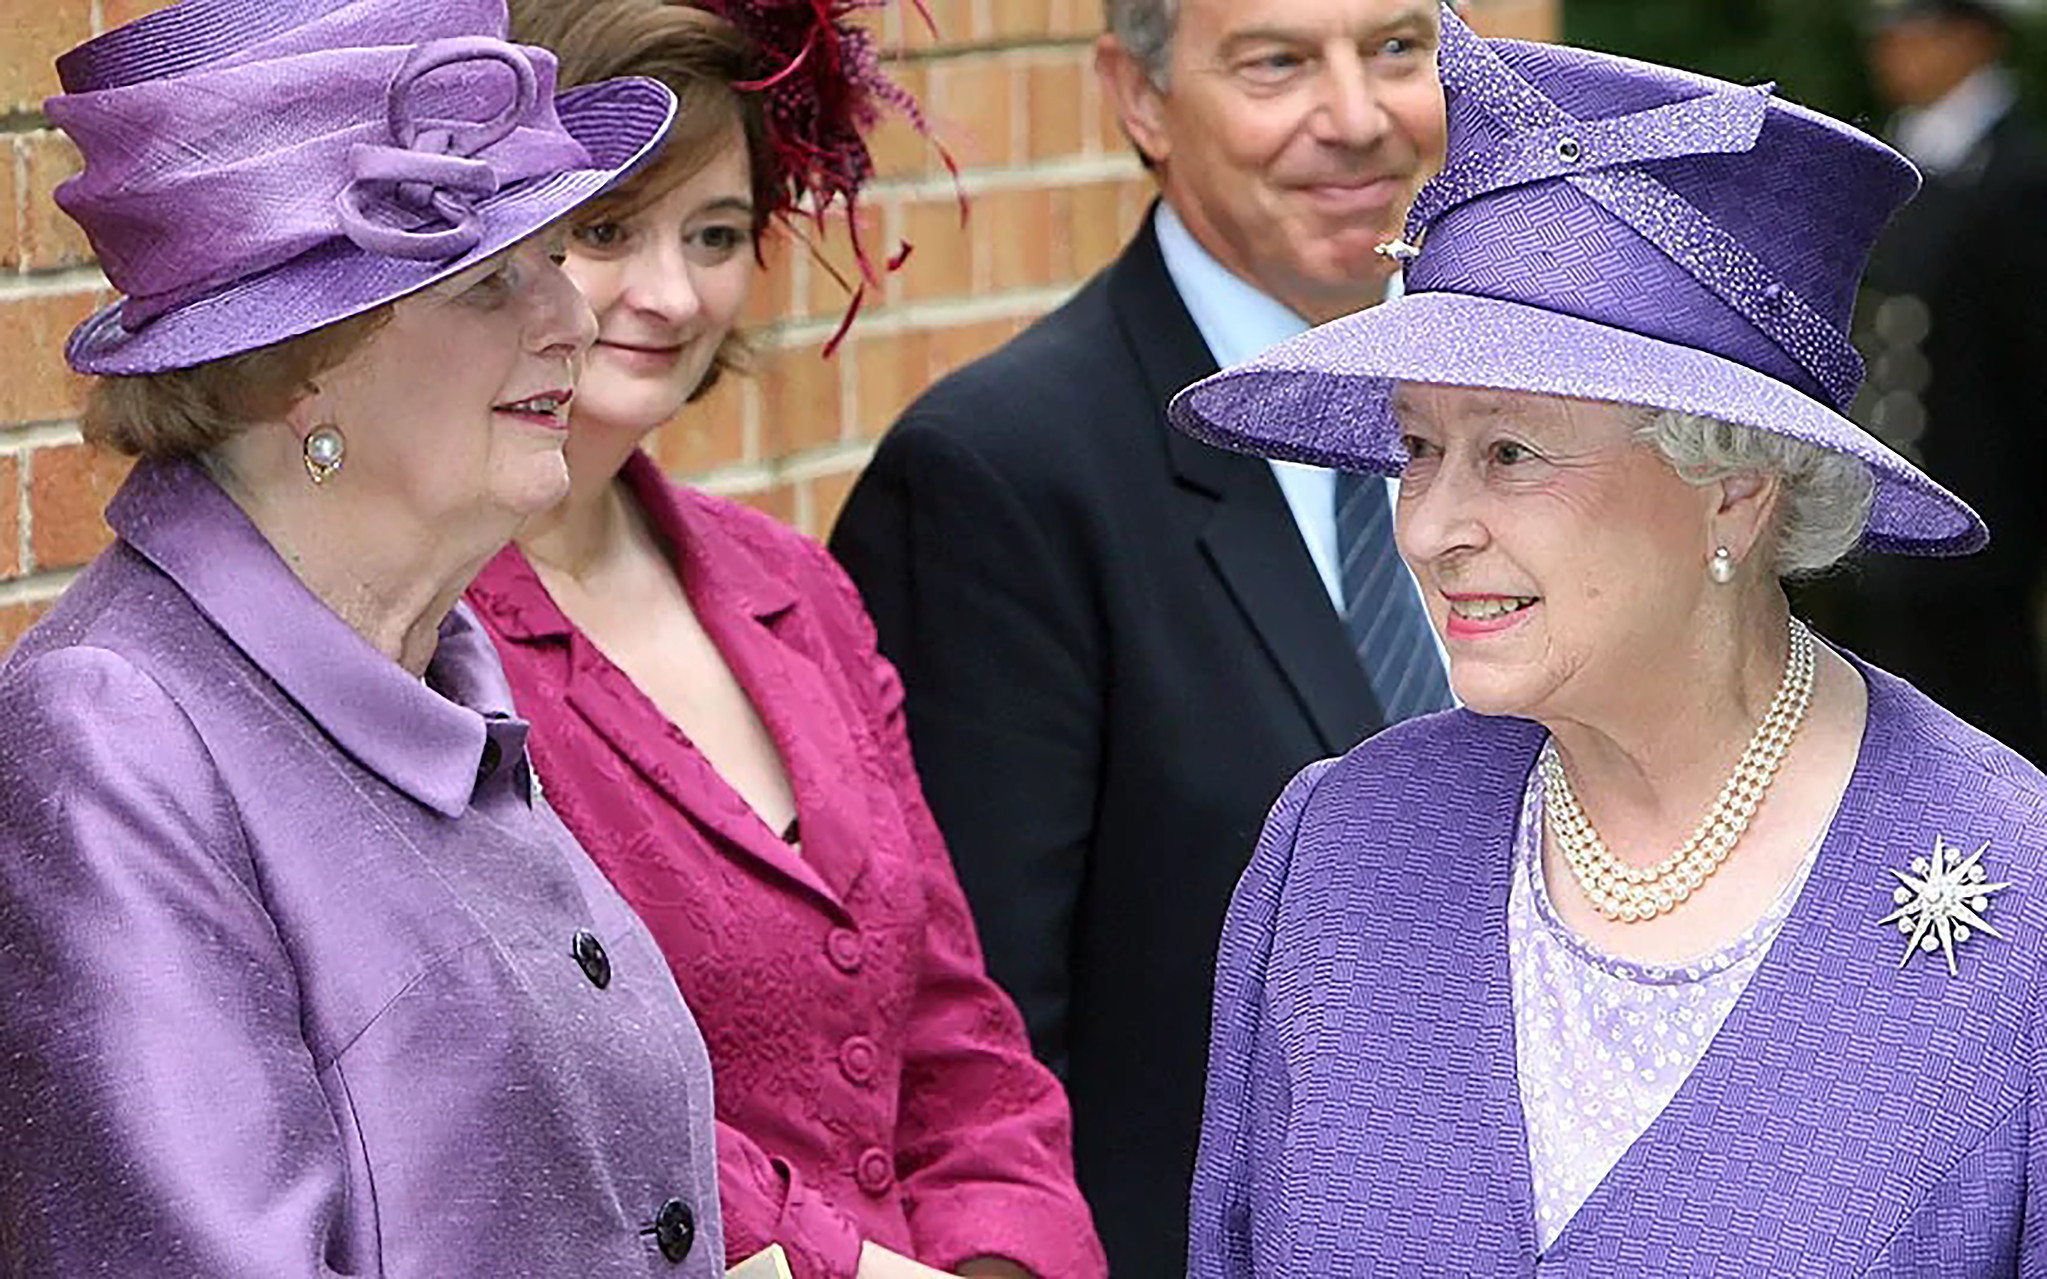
[82,307,392,459]
[510,0,775,400]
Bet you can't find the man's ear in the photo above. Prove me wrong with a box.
[1094,34,1172,167]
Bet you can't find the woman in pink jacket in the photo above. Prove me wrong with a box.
[464,3,1106,1277]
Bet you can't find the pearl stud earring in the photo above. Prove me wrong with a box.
[302,424,346,485]
[1709,545,1736,584]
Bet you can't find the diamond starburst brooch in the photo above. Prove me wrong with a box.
[1878,837,2011,975]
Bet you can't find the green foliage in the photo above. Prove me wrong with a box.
[1562,0,2047,126]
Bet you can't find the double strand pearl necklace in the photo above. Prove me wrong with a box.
[1541,618,1816,923]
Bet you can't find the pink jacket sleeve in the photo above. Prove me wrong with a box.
[716,1116,866,1279]
[813,545,1109,1279]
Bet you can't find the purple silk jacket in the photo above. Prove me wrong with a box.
[1193,657,2047,1276]
[0,458,724,1277]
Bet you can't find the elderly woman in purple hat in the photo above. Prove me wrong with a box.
[1171,11,2047,1277]
[0,1,735,1274]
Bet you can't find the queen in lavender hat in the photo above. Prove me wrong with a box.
[1174,9,2047,1277]
[0,0,740,1274]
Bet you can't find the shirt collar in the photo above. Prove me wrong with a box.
[109,456,511,818]
[1152,201,1314,368]
[1892,65,2016,176]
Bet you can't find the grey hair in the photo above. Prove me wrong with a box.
[1106,0,1178,87]
[1635,408,1876,578]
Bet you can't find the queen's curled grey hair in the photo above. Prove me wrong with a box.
[1636,408,1876,578]
[1106,0,1178,86]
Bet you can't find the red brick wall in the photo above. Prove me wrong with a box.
[0,0,1556,653]
[0,0,132,650]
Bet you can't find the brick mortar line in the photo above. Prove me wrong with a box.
[0,566,76,608]
[887,35,1094,64]
[0,423,83,453]
[693,464,784,497]
[867,153,1144,200]
[688,440,877,493]
[753,281,1077,347]
[0,266,106,298]
[778,441,878,483]
[9,139,27,274]
[12,447,27,583]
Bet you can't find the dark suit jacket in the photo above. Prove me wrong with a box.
[829,215,1384,1277]
[1810,106,2047,763]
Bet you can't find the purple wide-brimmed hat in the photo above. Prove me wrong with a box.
[48,0,679,375]
[1168,10,1987,556]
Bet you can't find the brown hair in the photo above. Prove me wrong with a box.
[510,0,776,400]
[83,307,392,459]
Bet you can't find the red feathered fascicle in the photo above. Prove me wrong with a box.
[702,0,956,351]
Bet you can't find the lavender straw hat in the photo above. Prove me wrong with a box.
[1168,9,1988,556]
[48,0,679,376]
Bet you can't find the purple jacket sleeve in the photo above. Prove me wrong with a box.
[0,648,350,1277]
[1188,757,1335,1279]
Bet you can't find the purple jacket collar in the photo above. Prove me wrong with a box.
[109,456,514,817]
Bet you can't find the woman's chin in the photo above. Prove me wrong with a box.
[1444,666,1545,721]
[572,402,675,444]
[576,369,696,440]
[496,457,573,522]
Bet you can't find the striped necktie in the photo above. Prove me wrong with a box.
[1334,470,1452,724]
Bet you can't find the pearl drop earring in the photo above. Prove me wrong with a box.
[1709,545,1736,585]
[302,423,346,484]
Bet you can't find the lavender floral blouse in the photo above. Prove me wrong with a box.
[1509,761,1828,1250]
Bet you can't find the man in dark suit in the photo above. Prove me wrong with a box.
[829,0,1453,1271]
[1813,0,2047,762]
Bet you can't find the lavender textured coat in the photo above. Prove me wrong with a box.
[1192,659,2047,1276]
[0,458,724,1277]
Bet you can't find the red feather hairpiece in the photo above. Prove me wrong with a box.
[700,0,959,353]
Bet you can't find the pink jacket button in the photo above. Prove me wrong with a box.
[839,1035,879,1086]
[825,928,864,974]
[855,1147,894,1196]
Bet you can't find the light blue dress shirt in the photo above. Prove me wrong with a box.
[1152,203,1444,686]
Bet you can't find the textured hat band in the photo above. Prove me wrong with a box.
[48,36,589,329]
[1401,19,1866,411]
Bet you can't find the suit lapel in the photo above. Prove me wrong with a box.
[703,598,874,914]
[560,631,853,914]
[1107,209,1383,753]
[570,457,870,919]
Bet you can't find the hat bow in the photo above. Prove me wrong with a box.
[337,37,538,261]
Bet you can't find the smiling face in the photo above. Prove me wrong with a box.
[559,130,757,444]
[310,232,596,539]
[1106,0,1446,324]
[1391,385,1727,724]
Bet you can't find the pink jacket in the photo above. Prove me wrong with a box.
[467,452,1105,1279]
